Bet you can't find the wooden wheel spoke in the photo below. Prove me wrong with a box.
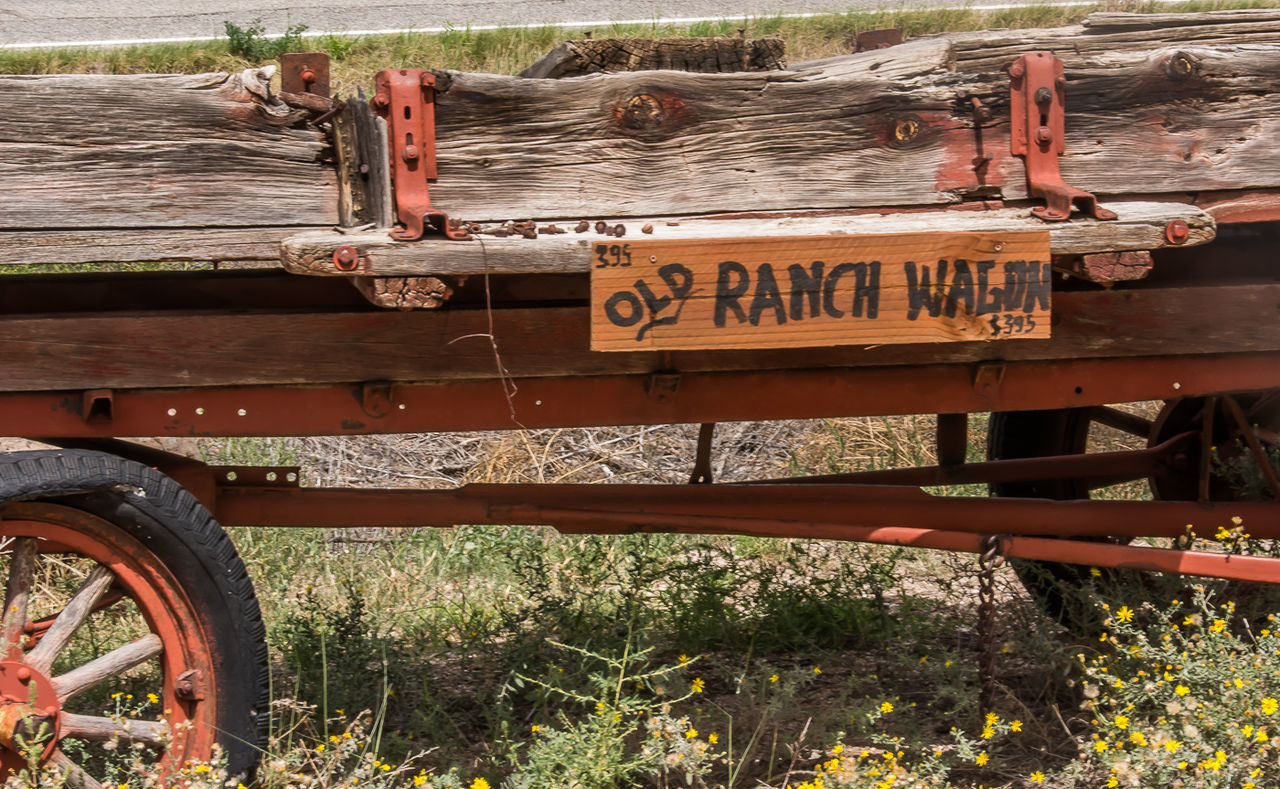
[1088,405,1154,438]
[0,537,38,650]
[60,712,168,746]
[48,749,105,789]
[1223,394,1280,498]
[51,634,162,702]
[26,565,116,675]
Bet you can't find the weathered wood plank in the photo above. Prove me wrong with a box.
[415,14,1280,221]
[588,232,1053,351]
[1083,10,1280,30]
[4,227,324,266]
[0,68,339,229]
[0,283,1275,390]
[280,201,1213,277]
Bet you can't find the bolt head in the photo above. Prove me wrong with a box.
[333,246,360,271]
[1034,126,1053,145]
[1165,219,1190,245]
[401,145,420,162]
[1034,87,1053,106]
[16,668,30,683]
[1008,60,1025,79]
[301,69,317,84]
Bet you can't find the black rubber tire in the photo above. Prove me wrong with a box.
[986,409,1105,630]
[0,449,268,780]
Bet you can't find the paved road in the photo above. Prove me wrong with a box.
[0,0,1045,48]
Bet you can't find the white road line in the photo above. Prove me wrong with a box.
[0,2,1117,51]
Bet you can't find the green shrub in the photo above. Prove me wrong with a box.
[1063,587,1280,788]
[224,19,308,62]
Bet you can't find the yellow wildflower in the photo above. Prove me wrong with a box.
[880,702,894,714]
[1262,697,1278,715]
[1030,771,1045,783]
[975,753,989,766]
[691,677,705,694]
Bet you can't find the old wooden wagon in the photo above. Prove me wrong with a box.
[1,9,1279,782]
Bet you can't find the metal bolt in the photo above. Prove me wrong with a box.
[642,223,654,234]
[613,224,626,237]
[333,246,359,271]
[401,145,420,162]
[1008,60,1025,79]
[372,94,389,109]
[575,220,590,233]
[16,668,30,683]
[1034,126,1053,145]
[301,68,317,84]
[1165,219,1190,245]
[595,221,608,234]
[420,72,436,87]
[1034,87,1053,106]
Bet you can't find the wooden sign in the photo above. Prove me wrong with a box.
[590,231,1052,351]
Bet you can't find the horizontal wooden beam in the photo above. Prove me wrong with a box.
[2,227,327,267]
[0,69,338,230]
[281,201,1213,277]
[0,282,1274,390]
[424,17,1280,220]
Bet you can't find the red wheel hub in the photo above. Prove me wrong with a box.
[0,660,60,768]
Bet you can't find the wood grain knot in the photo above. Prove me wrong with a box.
[611,89,693,139]
[882,114,934,149]
[1163,52,1200,81]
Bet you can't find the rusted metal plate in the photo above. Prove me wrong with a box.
[590,232,1052,351]
[279,52,330,97]
[854,28,903,52]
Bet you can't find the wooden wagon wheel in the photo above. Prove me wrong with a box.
[987,392,1280,632]
[0,451,267,786]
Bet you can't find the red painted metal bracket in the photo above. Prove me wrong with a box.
[371,69,471,241]
[1009,52,1117,222]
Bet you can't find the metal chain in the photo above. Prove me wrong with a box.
[977,534,1006,713]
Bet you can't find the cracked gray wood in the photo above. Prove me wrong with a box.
[419,12,1280,221]
[0,68,338,230]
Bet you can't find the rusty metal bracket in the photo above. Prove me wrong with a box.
[371,69,470,242]
[854,28,902,52]
[281,52,330,98]
[1009,52,1117,222]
